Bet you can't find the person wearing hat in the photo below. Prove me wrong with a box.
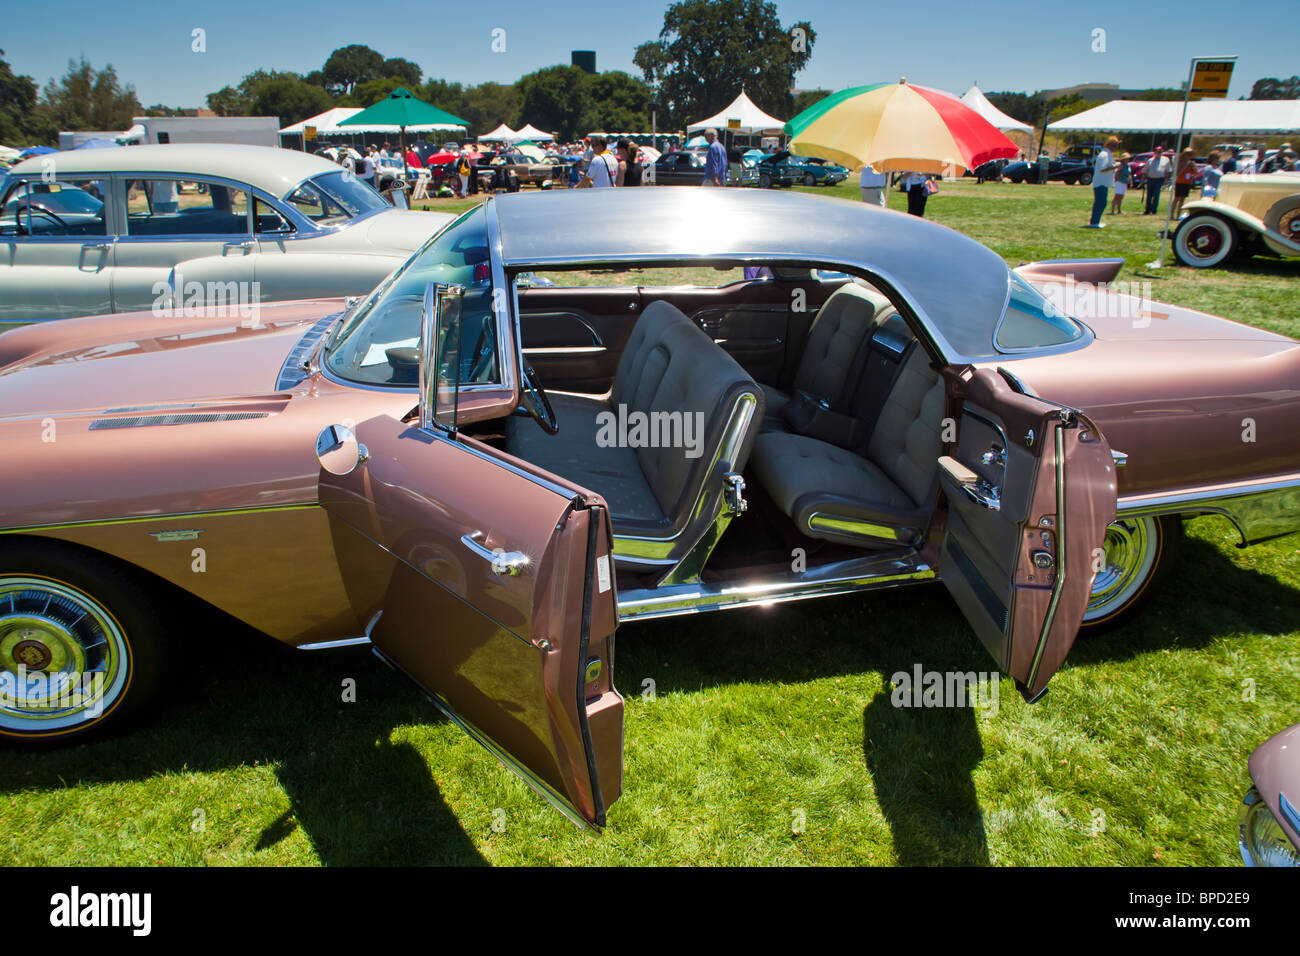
[1086,136,1120,228]
[1110,152,1132,214]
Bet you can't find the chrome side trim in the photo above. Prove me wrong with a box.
[1025,421,1067,689]
[806,512,915,543]
[1116,474,1300,545]
[618,552,934,622]
[297,636,371,651]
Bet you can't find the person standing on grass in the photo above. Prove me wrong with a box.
[1201,150,1223,200]
[1111,153,1131,214]
[1086,136,1119,228]
[1170,147,1197,220]
[702,128,727,186]
[1143,146,1169,214]
[1220,145,1239,174]
[899,170,929,217]
[859,164,888,206]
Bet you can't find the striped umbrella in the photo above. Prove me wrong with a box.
[785,79,1019,174]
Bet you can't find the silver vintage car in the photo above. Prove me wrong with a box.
[0,144,451,329]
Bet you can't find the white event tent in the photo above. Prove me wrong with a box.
[960,85,1034,133]
[480,123,517,142]
[1048,99,1300,135]
[280,107,465,137]
[687,91,785,133]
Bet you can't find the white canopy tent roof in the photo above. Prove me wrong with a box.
[960,85,1034,133]
[687,91,785,133]
[1048,99,1300,135]
[280,107,465,136]
[480,123,517,142]
[514,123,554,141]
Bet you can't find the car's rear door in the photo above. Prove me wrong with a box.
[938,367,1117,700]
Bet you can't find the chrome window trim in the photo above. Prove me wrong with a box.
[115,172,255,239]
[0,174,115,240]
[484,198,517,398]
[496,252,1093,366]
[992,272,1093,355]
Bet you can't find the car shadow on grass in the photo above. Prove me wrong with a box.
[0,628,486,866]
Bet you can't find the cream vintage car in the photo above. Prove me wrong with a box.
[1174,170,1300,268]
[0,144,451,329]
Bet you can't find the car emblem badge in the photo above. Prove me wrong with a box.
[149,529,204,542]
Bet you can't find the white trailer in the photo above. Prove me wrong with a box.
[126,116,281,147]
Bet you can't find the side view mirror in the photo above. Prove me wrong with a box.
[315,424,368,476]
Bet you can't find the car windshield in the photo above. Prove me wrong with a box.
[997,273,1086,350]
[324,206,498,387]
[285,171,387,225]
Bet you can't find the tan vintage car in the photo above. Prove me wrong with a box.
[1174,171,1300,268]
[1,190,1298,829]
[0,144,451,328]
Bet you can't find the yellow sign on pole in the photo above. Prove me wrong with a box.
[727,118,741,130]
[1189,60,1234,100]
[305,125,317,142]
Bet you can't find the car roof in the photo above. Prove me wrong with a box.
[489,188,1015,362]
[8,144,340,198]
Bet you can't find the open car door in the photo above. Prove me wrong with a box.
[313,282,623,828]
[938,367,1117,701]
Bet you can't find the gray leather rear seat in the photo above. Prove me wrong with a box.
[750,336,946,549]
[506,300,764,544]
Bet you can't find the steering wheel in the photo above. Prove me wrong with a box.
[21,207,69,235]
[466,314,496,383]
[518,360,558,435]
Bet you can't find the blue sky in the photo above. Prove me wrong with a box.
[6,0,1297,109]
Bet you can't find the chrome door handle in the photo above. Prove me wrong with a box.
[223,239,254,252]
[961,480,1002,512]
[84,241,112,250]
[461,531,529,576]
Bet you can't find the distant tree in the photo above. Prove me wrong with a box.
[303,70,327,88]
[1249,76,1300,99]
[349,76,408,108]
[382,57,423,88]
[583,71,651,132]
[984,91,1038,125]
[422,78,467,118]
[206,85,247,116]
[1136,87,1184,100]
[633,0,814,129]
[142,104,183,116]
[459,82,518,134]
[516,65,591,141]
[0,51,55,145]
[41,57,141,131]
[791,88,831,116]
[250,75,333,125]
[322,45,384,96]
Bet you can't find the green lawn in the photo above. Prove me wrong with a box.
[3,179,1297,866]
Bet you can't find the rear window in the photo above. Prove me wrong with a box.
[996,274,1085,350]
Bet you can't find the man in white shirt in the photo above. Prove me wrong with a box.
[1143,147,1169,215]
[584,135,618,188]
[361,148,377,188]
[1086,136,1119,228]
[859,164,887,206]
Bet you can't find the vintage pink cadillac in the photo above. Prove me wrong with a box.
[1,189,1297,828]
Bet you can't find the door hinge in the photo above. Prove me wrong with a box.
[723,472,748,515]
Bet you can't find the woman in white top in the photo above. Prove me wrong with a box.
[899,171,929,217]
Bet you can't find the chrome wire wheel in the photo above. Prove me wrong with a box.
[0,576,130,735]
[1084,517,1163,625]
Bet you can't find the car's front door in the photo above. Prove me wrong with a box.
[316,281,624,827]
[0,176,115,326]
[938,367,1117,701]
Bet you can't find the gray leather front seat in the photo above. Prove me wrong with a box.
[506,300,764,550]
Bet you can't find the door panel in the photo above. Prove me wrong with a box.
[319,415,623,826]
[0,238,114,324]
[517,286,641,393]
[939,368,1116,700]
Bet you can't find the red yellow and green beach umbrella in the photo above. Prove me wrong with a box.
[784,79,1019,173]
